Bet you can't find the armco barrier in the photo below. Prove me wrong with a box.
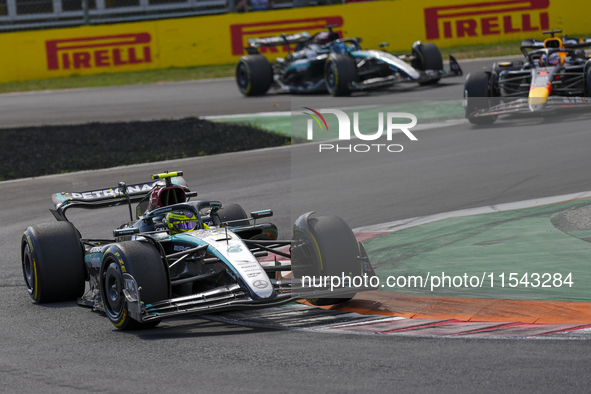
[0,0,589,84]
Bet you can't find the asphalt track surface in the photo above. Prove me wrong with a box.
[2,58,591,392]
[0,59,506,127]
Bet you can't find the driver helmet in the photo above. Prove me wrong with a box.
[548,52,561,66]
[330,41,347,54]
[313,32,330,45]
[165,210,199,234]
[541,52,561,67]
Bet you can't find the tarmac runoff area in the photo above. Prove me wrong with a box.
[305,191,591,338]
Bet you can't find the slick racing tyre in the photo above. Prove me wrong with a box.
[236,55,273,96]
[411,42,443,85]
[217,203,250,227]
[325,55,357,96]
[305,216,360,306]
[21,222,86,303]
[411,42,443,70]
[585,66,591,97]
[100,242,168,330]
[464,71,498,125]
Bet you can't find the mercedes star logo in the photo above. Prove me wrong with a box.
[253,280,268,289]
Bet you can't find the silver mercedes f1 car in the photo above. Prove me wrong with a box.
[21,171,376,330]
[236,26,462,97]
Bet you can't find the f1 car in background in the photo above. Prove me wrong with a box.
[21,171,376,330]
[464,30,591,125]
[236,27,462,97]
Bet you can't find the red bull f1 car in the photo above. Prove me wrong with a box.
[464,30,591,125]
[236,27,462,97]
[21,171,376,330]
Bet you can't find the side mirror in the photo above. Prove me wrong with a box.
[113,227,140,237]
[251,209,273,220]
[209,201,223,214]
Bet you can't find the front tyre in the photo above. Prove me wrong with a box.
[464,71,498,125]
[236,55,273,96]
[21,222,86,303]
[306,216,360,306]
[217,203,250,227]
[325,55,357,97]
[411,42,443,85]
[100,242,168,330]
[411,42,443,71]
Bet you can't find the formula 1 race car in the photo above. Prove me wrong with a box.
[464,30,591,125]
[21,171,376,330]
[236,27,462,97]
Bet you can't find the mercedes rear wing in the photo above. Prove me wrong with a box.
[245,32,311,54]
[50,175,190,221]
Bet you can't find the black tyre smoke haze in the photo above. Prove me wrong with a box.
[0,117,290,180]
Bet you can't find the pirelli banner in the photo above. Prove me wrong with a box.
[0,0,588,83]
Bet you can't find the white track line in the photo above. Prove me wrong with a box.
[354,190,591,233]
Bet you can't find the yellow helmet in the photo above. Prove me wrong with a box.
[165,210,199,234]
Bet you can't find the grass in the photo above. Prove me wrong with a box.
[0,39,558,94]
[0,63,237,94]
[389,40,526,60]
[432,40,525,60]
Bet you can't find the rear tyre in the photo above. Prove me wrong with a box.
[100,242,168,330]
[412,42,443,85]
[236,55,273,96]
[325,55,357,96]
[217,203,250,227]
[21,222,86,303]
[306,216,360,306]
[464,71,498,125]
[585,66,591,97]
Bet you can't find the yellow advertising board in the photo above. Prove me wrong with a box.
[0,0,589,83]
